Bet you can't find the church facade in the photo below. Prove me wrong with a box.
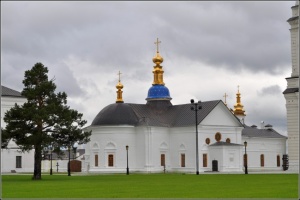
[84,40,287,173]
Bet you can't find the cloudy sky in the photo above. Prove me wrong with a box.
[1,1,296,135]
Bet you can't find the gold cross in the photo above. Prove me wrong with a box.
[238,85,240,92]
[118,71,122,82]
[223,93,228,104]
[154,38,161,53]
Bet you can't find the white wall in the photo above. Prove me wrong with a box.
[208,145,243,172]
[242,137,287,171]
[85,125,137,173]
[1,148,34,173]
[1,96,35,173]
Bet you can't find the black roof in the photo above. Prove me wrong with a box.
[209,141,243,146]
[92,103,139,126]
[91,100,224,127]
[283,87,299,94]
[242,125,287,139]
[287,16,299,22]
[1,86,23,97]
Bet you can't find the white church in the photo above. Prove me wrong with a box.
[83,39,287,173]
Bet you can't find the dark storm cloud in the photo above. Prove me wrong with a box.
[146,1,292,74]
[2,1,293,75]
[257,85,282,96]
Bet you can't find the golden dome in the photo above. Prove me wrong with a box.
[116,82,123,89]
[152,52,164,65]
[233,86,246,116]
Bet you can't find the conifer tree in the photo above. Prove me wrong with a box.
[3,63,91,180]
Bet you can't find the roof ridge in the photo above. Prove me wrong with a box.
[1,85,24,97]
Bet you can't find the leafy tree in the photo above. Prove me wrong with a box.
[1,128,10,148]
[3,63,91,180]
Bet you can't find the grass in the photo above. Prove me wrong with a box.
[2,173,298,198]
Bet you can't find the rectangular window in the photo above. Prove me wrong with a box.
[203,154,207,167]
[181,154,185,167]
[95,154,98,167]
[277,155,280,167]
[16,156,22,168]
[161,154,165,166]
[108,154,114,167]
[260,154,264,167]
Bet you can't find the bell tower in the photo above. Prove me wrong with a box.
[283,0,299,172]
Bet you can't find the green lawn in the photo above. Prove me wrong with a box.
[2,173,298,198]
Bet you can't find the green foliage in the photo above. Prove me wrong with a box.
[1,128,10,148]
[2,174,298,198]
[3,62,91,179]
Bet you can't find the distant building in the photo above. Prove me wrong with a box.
[1,85,85,173]
[1,86,34,173]
[283,0,299,172]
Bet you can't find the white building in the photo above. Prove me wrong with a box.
[283,0,299,172]
[84,42,287,174]
[1,86,34,173]
[1,86,85,173]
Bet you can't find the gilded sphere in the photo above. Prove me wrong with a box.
[116,82,123,89]
[152,54,164,65]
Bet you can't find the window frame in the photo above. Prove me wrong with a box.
[203,153,208,167]
[161,154,166,167]
[260,154,264,167]
[16,156,22,168]
[108,154,114,167]
[95,154,99,167]
[181,153,185,167]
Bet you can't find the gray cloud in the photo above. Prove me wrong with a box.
[257,85,282,96]
[2,2,293,74]
[1,1,295,134]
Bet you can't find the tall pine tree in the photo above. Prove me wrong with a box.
[3,63,91,180]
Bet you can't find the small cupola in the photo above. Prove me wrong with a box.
[116,71,124,103]
[233,86,246,124]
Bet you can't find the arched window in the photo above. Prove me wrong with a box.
[260,154,264,167]
[277,155,280,167]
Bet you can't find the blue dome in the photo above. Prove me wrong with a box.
[146,85,172,100]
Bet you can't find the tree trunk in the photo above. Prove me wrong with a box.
[33,145,42,180]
